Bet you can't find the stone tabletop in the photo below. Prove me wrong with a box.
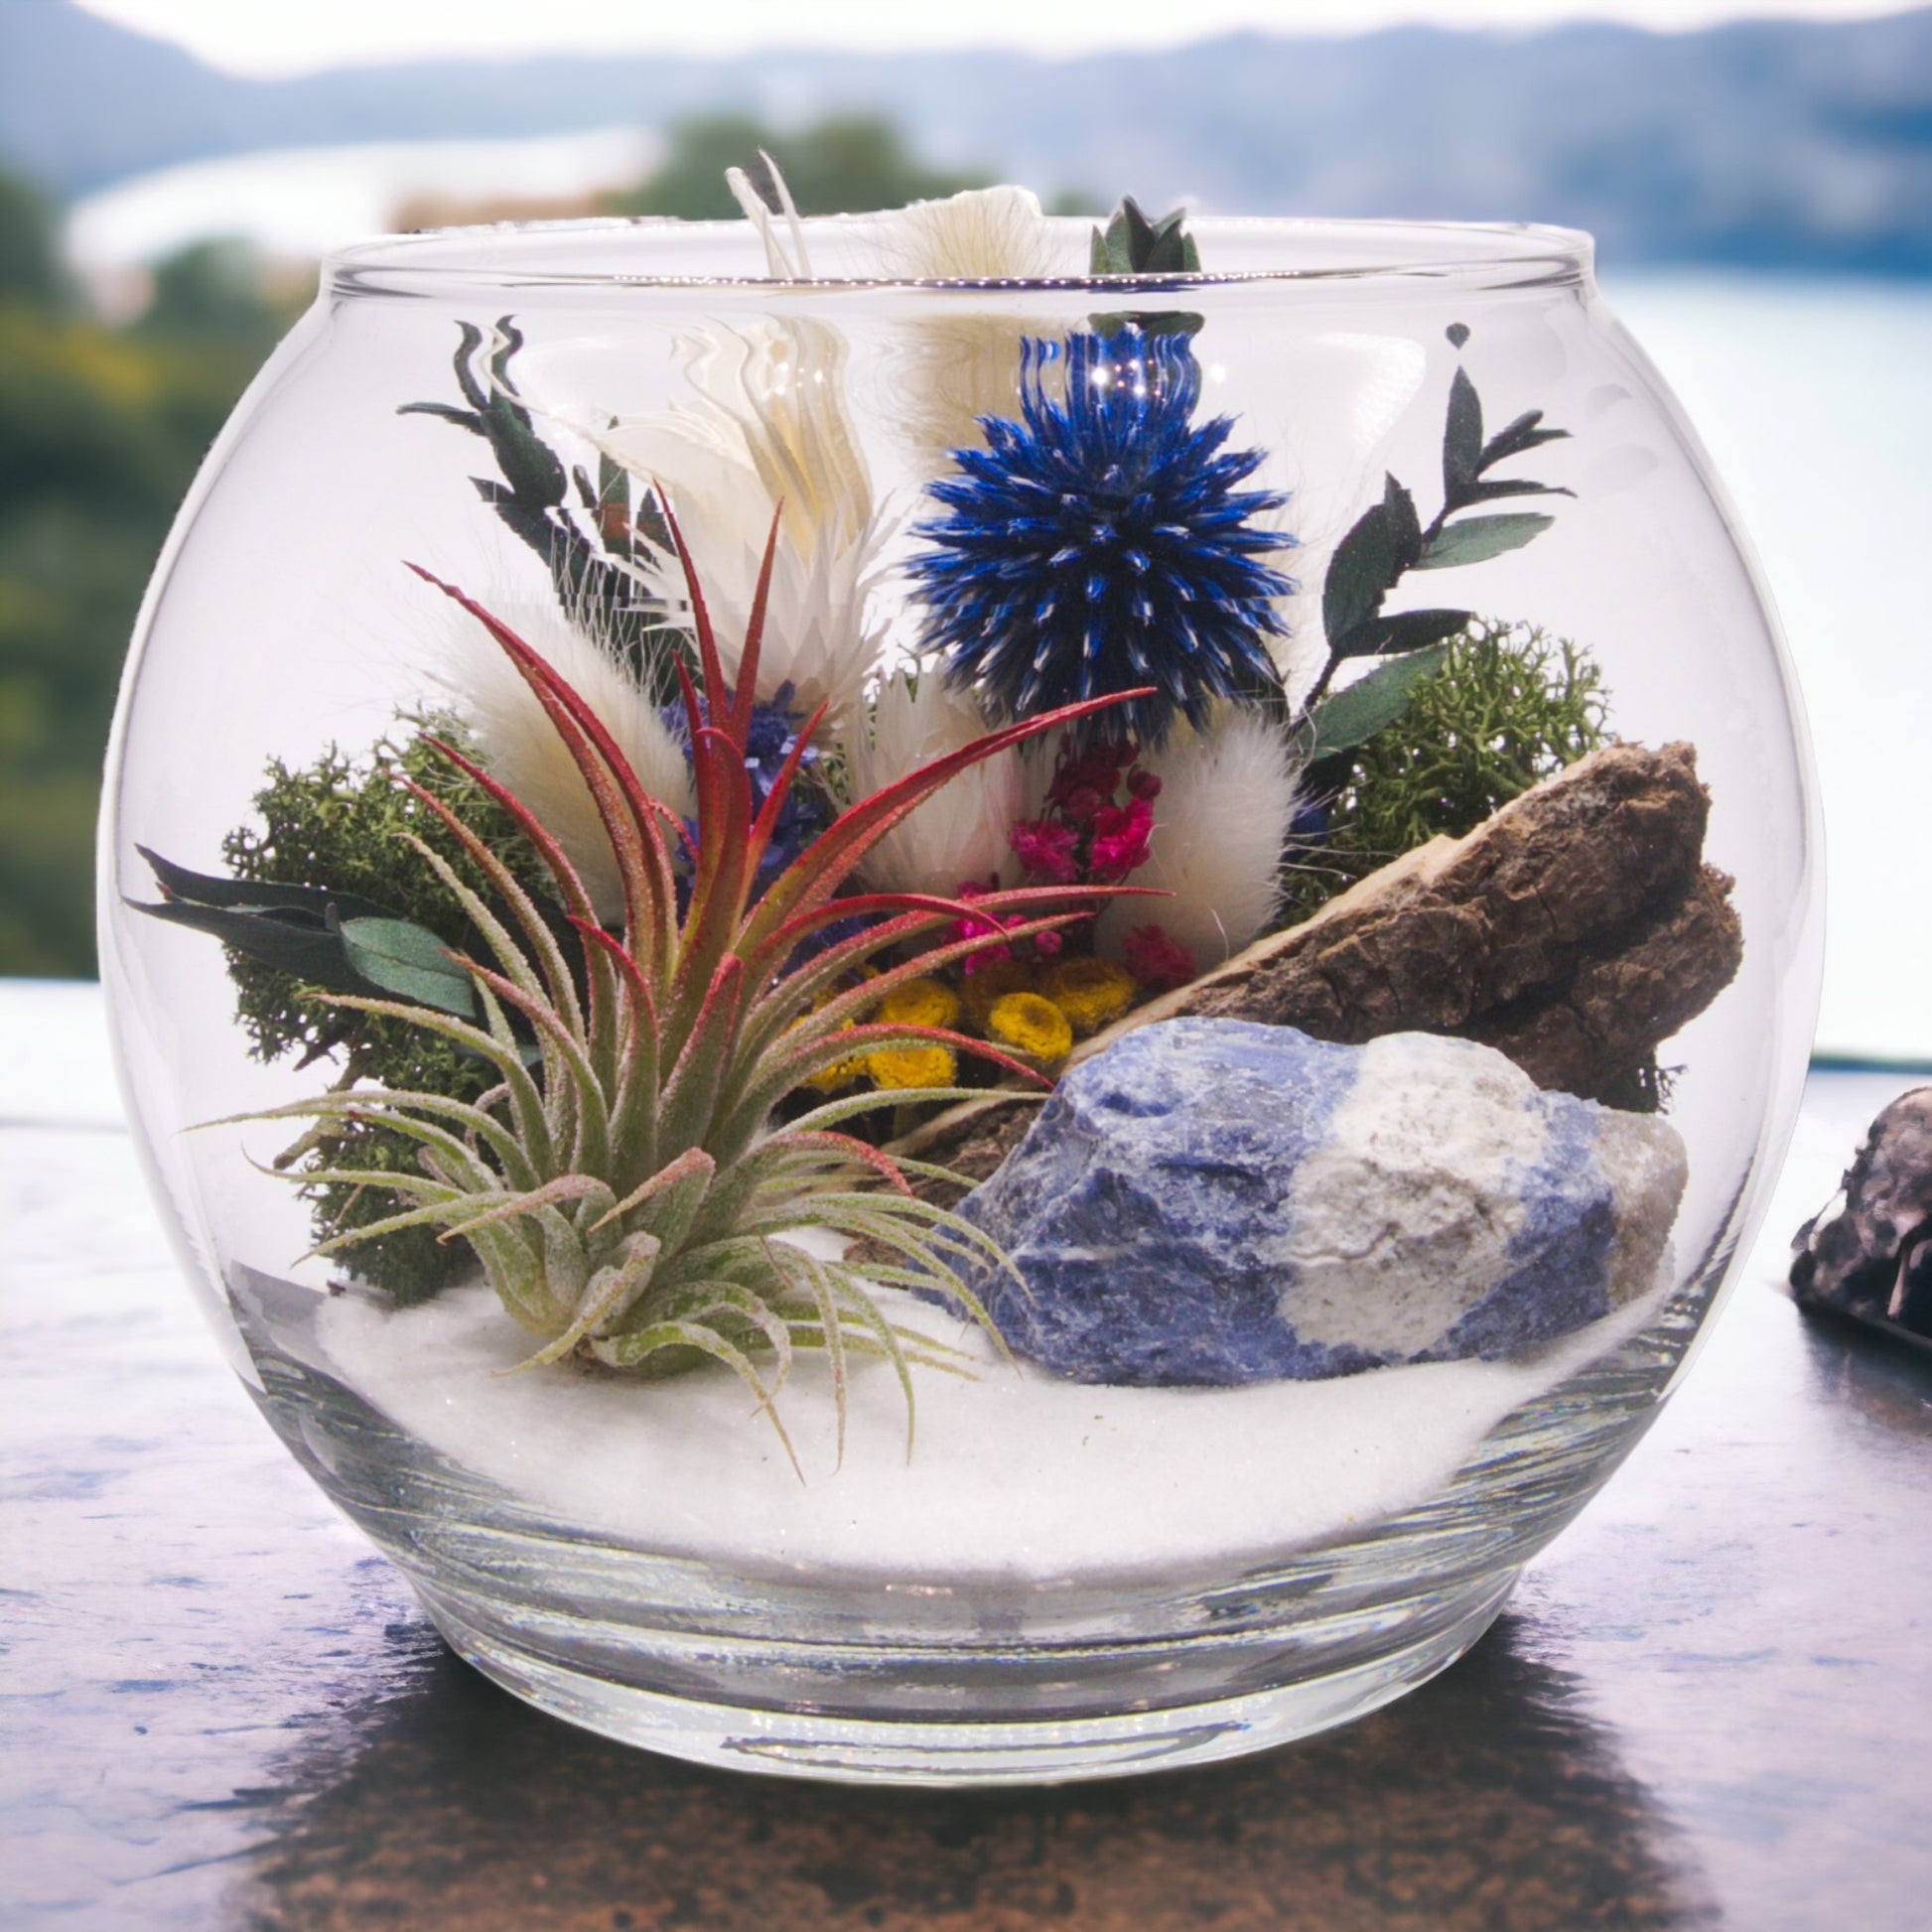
[4,981,1928,1931]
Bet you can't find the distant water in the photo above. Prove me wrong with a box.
[1604,271,1932,1062]
[62,143,1932,1059]
[63,126,659,289]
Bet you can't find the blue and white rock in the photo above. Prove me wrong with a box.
[956,1019,1687,1386]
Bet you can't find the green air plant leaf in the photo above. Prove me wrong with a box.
[218,514,1154,1466]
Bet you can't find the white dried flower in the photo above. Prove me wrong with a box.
[877,185,1060,282]
[1096,706,1302,970]
[846,668,1027,897]
[873,186,1064,469]
[571,318,887,731]
[433,597,692,925]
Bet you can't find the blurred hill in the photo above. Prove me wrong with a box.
[3,0,1931,272]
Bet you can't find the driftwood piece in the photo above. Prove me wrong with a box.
[898,741,1742,1194]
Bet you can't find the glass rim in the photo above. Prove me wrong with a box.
[325,212,1594,298]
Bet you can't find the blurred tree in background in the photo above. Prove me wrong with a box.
[0,165,295,975]
[0,113,1007,978]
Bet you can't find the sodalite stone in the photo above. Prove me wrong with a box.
[957,1019,1687,1386]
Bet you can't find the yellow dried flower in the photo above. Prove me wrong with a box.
[874,975,962,1032]
[960,955,1034,1030]
[987,990,1074,1065]
[804,1044,868,1094]
[796,968,880,1091]
[1040,956,1138,1037]
[867,1042,959,1091]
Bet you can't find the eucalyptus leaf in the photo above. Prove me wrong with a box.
[339,917,479,1018]
[1417,512,1556,571]
[1302,645,1450,759]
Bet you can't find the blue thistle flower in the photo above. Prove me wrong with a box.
[908,330,1297,747]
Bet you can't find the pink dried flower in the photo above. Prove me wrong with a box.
[951,877,1016,971]
[1009,816,1080,883]
[1127,766,1163,802]
[1123,921,1195,991]
[1089,796,1154,877]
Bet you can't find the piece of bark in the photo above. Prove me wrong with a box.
[897,741,1741,1194]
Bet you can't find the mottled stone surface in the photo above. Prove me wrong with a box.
[958,1021,1686,1387]
[1791,1084,1932,1337]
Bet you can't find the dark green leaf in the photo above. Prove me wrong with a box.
[1416,512,1556,571]
[1460,477,1576,505]
[338,917,478,1018]
[1443,365,1483,504]
[135,847,396,923]
[1334,608,1471,658]
[1302,645,1450,759]
[396,401,483,435]
[1480,408,1569,468]
[1321,475,1421,647]
[129,897,368,991]
[1091,198,1197,276]
[451,320,488,412]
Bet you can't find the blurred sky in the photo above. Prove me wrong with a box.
[72,0,1926,71]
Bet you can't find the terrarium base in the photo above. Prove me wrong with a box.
[412,1572,1519,1787]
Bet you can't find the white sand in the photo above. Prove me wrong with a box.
[318,1275,1668,1587]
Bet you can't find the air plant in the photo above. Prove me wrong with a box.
[231,511,1142,1465]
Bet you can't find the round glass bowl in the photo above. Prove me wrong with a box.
[100,212,1820,1785]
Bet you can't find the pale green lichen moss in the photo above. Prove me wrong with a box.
[223,718,551,1297]
[1286,620,1610,920]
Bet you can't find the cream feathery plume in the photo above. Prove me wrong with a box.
[873,186,1064,469]
[432,596,693,925]
[846,667,1028,897]
[1095,707,1302,971]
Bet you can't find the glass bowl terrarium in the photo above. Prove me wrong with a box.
[99,185,1820,1785]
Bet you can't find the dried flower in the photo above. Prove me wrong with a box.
[1039,956,1138,1037]
[910,329,1297,747]
[432,596,693,924]
[959,955,1034,1028]
[987,990,1074,1065]
[1122,922,1196,992]
[1008,817,1080,884]
[874,185,1064,466]
[873,976,964,1033]
[846,668,1027,898]
[570,314,885,728]
[1096,706,1301,969]
[867,1042,960,1092]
